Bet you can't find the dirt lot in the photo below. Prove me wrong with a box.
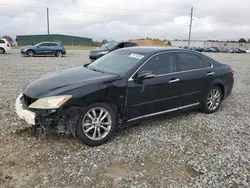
[0,50,250,188]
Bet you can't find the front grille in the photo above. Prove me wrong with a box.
[23,94,37,107]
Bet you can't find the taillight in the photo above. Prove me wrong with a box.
[7,44,10,47]
[231,68,234,74]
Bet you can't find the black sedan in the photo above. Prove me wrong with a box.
[89,41,138,61]
[15,47,234,146]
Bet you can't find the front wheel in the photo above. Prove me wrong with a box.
[201,86,222,114]
[76,102,117,146]
[27,50,35,57]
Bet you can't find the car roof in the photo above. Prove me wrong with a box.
[38,41,59,44]
[117,46,194,55]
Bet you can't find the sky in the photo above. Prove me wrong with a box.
[1,0,250,41]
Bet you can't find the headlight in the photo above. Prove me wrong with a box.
[98,51,109,55]
[29,95,72,109]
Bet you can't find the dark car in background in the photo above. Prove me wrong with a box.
[89,41,138,61]
[16,47,234,146]
[210,47,220,52]
[219,47,229,53]
[20,42,66,57]
[229,48,236,53]
[204,48,212,52]
[235,48,246,53]
[209,47,218,53]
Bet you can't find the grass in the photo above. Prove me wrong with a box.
[12,45,95,50]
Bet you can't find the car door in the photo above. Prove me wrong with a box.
[126,52,182,120]
[174,52,214,106]
[47,43,57,54]
[36,43,49,54]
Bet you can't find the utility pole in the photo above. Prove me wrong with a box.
[47,7,50,35]
[188,7,193,47]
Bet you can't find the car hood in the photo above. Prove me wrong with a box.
[21,46,35,50]
[23,66,119,98]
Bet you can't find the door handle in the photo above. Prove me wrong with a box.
[207,72,215,76]
[168,78,180,83]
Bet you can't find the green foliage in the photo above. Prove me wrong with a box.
[101,39,108,44]
[2,35,13,44]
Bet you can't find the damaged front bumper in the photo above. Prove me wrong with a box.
[15,94,82,136]
[15,94,37,125]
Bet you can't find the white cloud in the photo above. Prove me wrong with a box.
[0,0,250,41]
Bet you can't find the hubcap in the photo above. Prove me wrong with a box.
[0,49,3,54]
[82,107,112,140]
[207,89,221,111]
[28,51,34,57]
[57,51,62,57]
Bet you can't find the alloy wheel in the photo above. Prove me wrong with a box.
[56,51,63,57]
[0,48,4,54]
[207,89,221,111]
[82,107,112,140]
[28,51,34,57]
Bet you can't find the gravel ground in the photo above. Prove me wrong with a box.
[0,50,250,188]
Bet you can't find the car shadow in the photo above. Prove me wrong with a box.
[115,109,200,138]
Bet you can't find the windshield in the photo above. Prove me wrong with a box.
[100,42,119,50]
[35,43,42,47]
[88,50,145,75]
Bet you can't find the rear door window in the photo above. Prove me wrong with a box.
[139,52,176,75]
[176,52,211,71]
[48,43,58,47]
[0,40,5,43]
[117,43,125,48]
[39,43,48,47]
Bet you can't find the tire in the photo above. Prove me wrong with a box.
[27,50,35,57]
[55,50,63,57]
[0,48,5,54]
[201,86,223,114]
[76,102,117,146]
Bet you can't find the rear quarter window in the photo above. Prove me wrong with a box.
[176,52,211,71]
[0,40,5,43]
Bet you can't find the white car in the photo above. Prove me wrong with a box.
[245,48,250,53]
[0,38,11,54]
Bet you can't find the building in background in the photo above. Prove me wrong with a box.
[16,34,93,46]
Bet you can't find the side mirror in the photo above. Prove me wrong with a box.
[136,71,155,80]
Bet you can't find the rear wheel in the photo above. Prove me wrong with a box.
[55,50,63,57]
[0,48,5,54]
[201,86,222,113]
[27,50,35,57]
[76,102,117,146]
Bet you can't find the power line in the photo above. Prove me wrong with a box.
[34,0,187,14]
[0,2,188,15]
[0,14,177,26]
[0,4,189,19]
